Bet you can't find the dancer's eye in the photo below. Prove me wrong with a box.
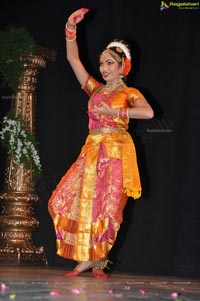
[107,61,114,65]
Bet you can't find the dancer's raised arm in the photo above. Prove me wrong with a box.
[65,8,89,87]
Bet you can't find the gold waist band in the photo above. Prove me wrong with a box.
[89,128,127,135]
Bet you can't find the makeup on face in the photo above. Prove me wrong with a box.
[99,53,121,82]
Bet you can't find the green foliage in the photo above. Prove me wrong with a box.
[0,26,36,90]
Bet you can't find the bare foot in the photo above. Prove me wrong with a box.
[93,268,109,279]
[64,261,93,277]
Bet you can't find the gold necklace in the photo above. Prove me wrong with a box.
[102,82,126,95]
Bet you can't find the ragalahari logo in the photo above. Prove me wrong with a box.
[160,1,170,10]
[160,1,200,10]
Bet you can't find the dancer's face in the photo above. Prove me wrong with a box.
[99,52,122,84]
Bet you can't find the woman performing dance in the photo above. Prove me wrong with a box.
[48,8,154,278]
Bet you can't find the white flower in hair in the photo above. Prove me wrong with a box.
[106,41,131,60]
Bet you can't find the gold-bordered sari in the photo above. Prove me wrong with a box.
[48,76,143,261]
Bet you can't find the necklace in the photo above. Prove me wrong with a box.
[102,81,126,95]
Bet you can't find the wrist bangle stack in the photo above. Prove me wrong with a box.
[117,108,130,119]
[127,108,129,119]
[65,22,77,41]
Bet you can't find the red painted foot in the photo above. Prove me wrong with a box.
[64,269,80,277]
[93,269,109,279]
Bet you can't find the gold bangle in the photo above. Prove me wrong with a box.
[127,108,130,119]
[65,37,76,42]
[65,22,76,32]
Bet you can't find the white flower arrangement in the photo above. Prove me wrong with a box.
[0,111,41,182]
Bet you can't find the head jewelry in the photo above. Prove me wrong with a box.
[105,40,132,77]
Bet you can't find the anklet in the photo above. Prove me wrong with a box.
[93,259,111,270]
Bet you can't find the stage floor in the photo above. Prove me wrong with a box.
[0,266,199,301]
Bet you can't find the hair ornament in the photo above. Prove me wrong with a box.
[106,40,131,60]
[122,58,132,77]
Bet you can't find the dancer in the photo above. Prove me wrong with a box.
[48,8,154,278]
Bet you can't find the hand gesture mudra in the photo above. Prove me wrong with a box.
[68,8,89,26]
[92,102,113,116]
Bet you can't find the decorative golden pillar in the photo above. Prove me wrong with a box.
[0,47,56,265]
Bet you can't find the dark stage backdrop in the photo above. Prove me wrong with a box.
[0,0,200,277]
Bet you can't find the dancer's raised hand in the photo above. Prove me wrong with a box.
[68,8,89,26]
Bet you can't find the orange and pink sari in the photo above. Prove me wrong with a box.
[48,76,143,262]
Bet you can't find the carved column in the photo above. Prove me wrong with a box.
[0,48,55,265]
